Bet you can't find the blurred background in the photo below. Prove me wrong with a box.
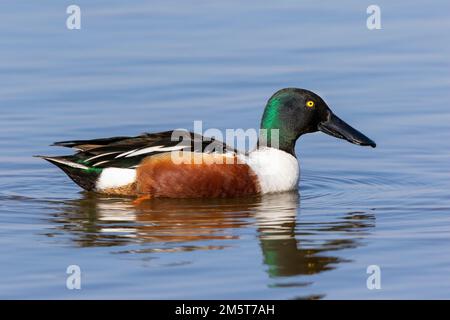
[0,0,449,299]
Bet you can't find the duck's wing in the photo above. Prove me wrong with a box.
[52,130,237,169]
[52,136,132,151]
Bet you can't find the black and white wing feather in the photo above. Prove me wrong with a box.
[53,130,237,169]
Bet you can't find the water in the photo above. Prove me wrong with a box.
[1,0,450,299]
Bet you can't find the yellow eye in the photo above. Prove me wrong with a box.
[306,100,315,108]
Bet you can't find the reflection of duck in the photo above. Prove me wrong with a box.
[52,194,259,248]
[47,192,375,279]
[38,88,375,200]
[254,192,375,278]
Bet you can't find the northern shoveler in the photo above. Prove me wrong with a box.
[37,88,376,200]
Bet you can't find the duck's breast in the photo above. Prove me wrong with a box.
[243,147,299,194]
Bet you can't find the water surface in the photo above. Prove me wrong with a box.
[1,0,450,299]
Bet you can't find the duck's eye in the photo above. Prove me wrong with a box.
[306,100,315,108]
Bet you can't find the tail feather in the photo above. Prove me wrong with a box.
[35,155,101,191]
[35,155,89,169]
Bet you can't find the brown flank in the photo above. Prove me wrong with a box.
[134,152,261,198]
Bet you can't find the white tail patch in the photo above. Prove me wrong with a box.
[96,168,136,190]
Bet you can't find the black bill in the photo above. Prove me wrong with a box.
[318,112,376,148]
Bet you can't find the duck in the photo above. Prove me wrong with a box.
[37,88,376,201]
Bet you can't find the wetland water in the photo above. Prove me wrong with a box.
[1,1,450,298]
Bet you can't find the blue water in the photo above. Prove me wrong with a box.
[1,0,450,299]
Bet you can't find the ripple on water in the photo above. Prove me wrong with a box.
[300,169,426,208]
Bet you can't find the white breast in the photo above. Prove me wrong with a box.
[242,147,299,194]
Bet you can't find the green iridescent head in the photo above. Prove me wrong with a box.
[260,88,376,155]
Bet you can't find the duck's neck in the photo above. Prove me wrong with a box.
[259,97,298,157]
[257,127,298,157]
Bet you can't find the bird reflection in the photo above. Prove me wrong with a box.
[46,192,375,279]
[254,193,374,278]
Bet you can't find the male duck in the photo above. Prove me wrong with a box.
[38,88,375,200]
